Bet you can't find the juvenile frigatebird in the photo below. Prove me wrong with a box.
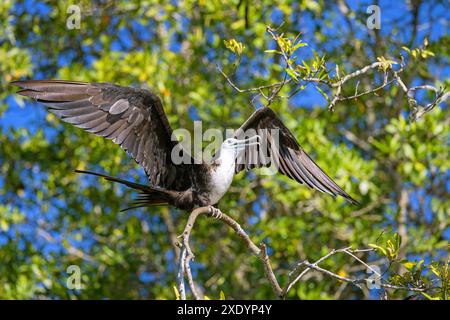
[13,80,358,212]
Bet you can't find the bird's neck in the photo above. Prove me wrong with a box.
[212,149,236,184]
[215,148,236,169]
[208,149,236,204]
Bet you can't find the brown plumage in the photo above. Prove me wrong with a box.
[13,80,178,187]
[12,79,358,210]
[234,108,358,205]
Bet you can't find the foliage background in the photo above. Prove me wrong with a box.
[0,0,448,299]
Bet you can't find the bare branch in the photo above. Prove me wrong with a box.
[260,243,283,297]
[177,206,282,299]
[217,64,289,95]
[177,207,205,300]
[177,207,433,300]
[176,245,187,300]
[283,246,429,297]
[219,27,448,119]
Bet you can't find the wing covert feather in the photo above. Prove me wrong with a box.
[13,80,181,187]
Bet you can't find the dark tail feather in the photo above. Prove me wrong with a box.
[120,192,170,211]
[75,169,171,210]
[75,169,156,192]
[120,200,169,212]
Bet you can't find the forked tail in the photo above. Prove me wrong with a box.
[75,170,172,210]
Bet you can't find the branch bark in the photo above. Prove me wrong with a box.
[219,27,448,119]
[177,206,431,300]
[177,206,282,299]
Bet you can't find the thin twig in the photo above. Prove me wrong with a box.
[282,246,429,297]
[178,207,434,300]
[217,65,290,94]
[219,27,448,119]
[177,206,283,299]
[176,245,187,300]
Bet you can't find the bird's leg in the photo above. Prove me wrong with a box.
[208,205,223,219]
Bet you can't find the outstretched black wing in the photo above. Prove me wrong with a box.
[234,107,358,204]
[13,80,183,188]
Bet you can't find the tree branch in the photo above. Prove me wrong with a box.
[219,27,448,119]
[177,206,282,299]
[177,207,432,300]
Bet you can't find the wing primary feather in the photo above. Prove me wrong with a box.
[49,105,95,118]
[45,99,92,109]
[287,149,335,195]
[234,107,359,205]
[63,110,104,125]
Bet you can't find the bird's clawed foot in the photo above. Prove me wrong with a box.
[208,206,223,219]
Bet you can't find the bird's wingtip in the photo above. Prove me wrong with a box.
[10,80,24,89]
[10,80,37,93]
[347,195,360,206]
[10,79,31,87]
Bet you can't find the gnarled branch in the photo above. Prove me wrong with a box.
[176,206,431,300]
[219,27,448,120]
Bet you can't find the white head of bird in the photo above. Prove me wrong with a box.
[219,135,261,159]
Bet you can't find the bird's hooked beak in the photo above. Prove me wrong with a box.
[234,135,261,152]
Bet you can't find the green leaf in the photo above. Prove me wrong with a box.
[264,49,281,54]
[369,244,388,256]
[223,39,244,55]
[316,86,330,102]
[377,56,397,71]
[421,292,441,300]
[0,219,8,232]
[402,261,416,270]
[301,60,311,74]
[173,286,180,300]
[292,41,307,52]
[430,265,441,277]
[285,68,299,81]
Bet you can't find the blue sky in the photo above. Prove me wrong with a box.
[0,0,449,298]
